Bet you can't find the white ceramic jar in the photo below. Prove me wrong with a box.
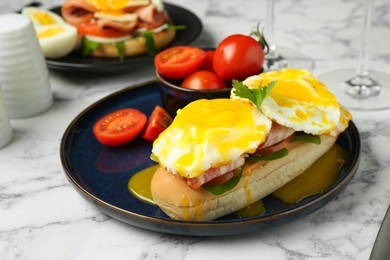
[0,14,53,119]
[0,87,12,149]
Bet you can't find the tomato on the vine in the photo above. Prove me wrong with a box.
[93,108,147,146]
[213,34,264,81]
[154,46,206,79]
[180,70,227,90]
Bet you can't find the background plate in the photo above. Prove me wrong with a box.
[60,81,361,236]
[47,3,202,73]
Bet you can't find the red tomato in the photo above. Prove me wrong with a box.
[213,34,264,81]
[154,46,206,79]
[93,108,147,146]
[199,50,215,72]
[180,71,227,90]
[77,22,129,38]
[142,106,172,142]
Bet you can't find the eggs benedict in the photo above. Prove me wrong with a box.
[150,68,352,221]
[61,0,176,59]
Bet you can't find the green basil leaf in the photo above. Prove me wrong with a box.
[115,41,125,61]
[143,31,157,56]
[167,24,186,30]
[82,38,101,57]
[232,80,277,108]
[245,148,289,163]
[203,167,243,195]
[290,133,321,145]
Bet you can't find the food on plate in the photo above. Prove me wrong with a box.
[142,105,172,142]
[180,71,227,90]
[93,108,147,146]
[22,7,78,58]
[150,68,352,221]
[154,46,206,79]
[61,0,177,59]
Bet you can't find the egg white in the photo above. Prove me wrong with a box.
[36,24,78,58]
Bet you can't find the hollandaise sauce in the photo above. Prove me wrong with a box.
[128,165,158,205]
[235,200,265,218]
[272,144,345,204]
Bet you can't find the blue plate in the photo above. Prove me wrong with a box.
[60,81,361,236]
[47,3,202,73]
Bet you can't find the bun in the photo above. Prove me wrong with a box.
[151,134,337,221]
[87,29,176,58]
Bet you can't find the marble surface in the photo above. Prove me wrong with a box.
[1,0,390,259]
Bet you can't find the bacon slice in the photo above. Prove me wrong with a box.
[186,156,245,190]
[96,18,138,33]
[135,4,166,29]
[61,0,98,26]
[257,123,295,150]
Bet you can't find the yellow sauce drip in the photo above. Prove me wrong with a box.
[272,144,345,204]
[128,165,158,205]
[236,200,265,218]
[244,177,253,205]
[181,195,190,221]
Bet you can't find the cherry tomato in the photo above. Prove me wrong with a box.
[142,106,172,142]
[77,22,129,38]
[213,34,264,81]
[154,46,206,79]
[180,70,227,90]
[199,50,215,72]
[93,108,147,146]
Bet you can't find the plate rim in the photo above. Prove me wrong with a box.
[60,81,361,234]
[46,3,203,72]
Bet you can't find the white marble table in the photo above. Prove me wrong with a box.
[1,0,390,259]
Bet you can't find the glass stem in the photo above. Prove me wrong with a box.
[266,0,277,58]
[355,0,373,79]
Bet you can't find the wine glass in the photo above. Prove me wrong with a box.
[318,0,390,111]
[263,0,315,71]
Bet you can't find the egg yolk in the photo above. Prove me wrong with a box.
[87,0,140,13]
[32,12,58,26]
[37,26,65,38]
[258,69,339,108]
[152,99,271,178]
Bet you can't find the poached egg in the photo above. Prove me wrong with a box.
[235,68,341,135]
[152,99,272,178]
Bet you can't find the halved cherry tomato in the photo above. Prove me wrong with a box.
[199,50,215,72]
[77,22,129,38]
[154,46,206,79]
[93,108,147,146]
[213,34,264,81]
[142,106,172,142]
[180,70,227,90]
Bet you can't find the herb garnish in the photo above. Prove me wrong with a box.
[232,79,277,109]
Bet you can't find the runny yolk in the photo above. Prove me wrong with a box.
[272,144,345,204]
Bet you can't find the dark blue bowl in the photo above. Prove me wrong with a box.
[155,70,231,117]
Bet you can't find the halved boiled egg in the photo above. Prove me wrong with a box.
[36,24,78,58]
[237,68,341,135]
[21,7,65,28]
[152,99,272,178]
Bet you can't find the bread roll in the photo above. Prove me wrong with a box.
[151,134,337,221]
